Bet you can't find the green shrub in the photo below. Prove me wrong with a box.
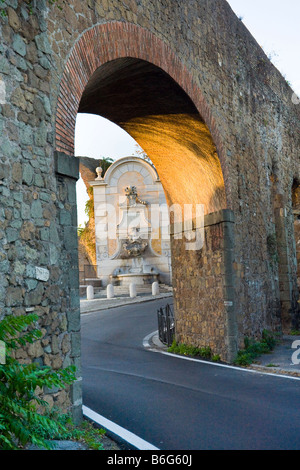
[212,354,221,362]
[0,314,77,450]
[290,329,300,336]
[26,409,106,450]
[262,329,277,349]
[234,330,278,366]
[168,341,212,359]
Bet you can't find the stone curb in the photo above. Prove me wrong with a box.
[247,364,300,378]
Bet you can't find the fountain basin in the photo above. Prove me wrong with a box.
[114,272,159,286]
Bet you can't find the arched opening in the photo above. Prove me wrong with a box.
[78,58,226,213]
[292,179,300,296]
[55,22,237,364]
[74,58,227,303]
[74,114,147,294]
[270,172,300,333]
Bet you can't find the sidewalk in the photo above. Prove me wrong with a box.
[80,292,173,314]
[247,335,300,377]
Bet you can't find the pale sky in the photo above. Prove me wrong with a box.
[75,2,299,226]
[227,0,300,92]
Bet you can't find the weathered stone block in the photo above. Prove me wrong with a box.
[22,163,34,185]
[6,286,23,307]
[67,309,80,332]
[6,227,18,243]
[12,162,22,183]
[12,34,26,57]
[35,32,52,54]
[24,283,44,306]
[31,199,43,218]
[54,152,79,181]
[70,332,81,358]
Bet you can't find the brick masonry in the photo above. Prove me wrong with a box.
[0,0,299,416]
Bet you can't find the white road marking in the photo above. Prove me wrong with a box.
[82,405,160,451]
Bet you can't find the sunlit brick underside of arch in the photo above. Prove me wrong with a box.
[55,21,231,212]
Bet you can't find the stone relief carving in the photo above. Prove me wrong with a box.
[124,185,148,206]
[116,186,150,259]
[122,227,148,258]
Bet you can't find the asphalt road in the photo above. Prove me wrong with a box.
[81,299,300,450]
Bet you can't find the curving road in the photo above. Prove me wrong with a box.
[81,299,300,450]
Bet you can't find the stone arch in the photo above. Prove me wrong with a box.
[55,21,232,212]
[55,21,238,362]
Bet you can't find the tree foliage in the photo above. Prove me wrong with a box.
[0,313,77,450]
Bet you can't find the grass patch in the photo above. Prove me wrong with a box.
[168,341,213,360]
[27,409,109,450]
[212,354,221,362]
[234,329,278,367]
[290,329,300,336]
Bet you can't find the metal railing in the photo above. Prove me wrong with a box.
[157,303,175,347]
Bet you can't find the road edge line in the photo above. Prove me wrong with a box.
[82,405,160,451]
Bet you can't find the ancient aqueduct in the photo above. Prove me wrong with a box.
[0,0,299,419]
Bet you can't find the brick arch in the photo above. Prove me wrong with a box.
[55,21,232,208]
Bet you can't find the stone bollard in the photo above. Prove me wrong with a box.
[129,283,137,298]
[152,281,160,296]
[86,285,94,300]
[107,284,114,299]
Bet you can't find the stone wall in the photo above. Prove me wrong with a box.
[171,210,237,362]
[0,144,82,419]
[0,0,299,415]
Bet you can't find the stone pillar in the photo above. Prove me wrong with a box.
[274,194,298,332]
[170,209,238,363]
[107,284,114,299]
[129,283,137,298]
[220,211,238,363]
[89,178,109,285]
[86,285,94,300]
[152,281,160,296]
[54,151,82,424]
